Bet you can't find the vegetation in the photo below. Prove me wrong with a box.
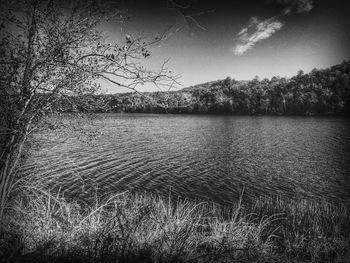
[0,0,177,222]
[55,60,350,116]
[2,169,350,263]
[1,182,349,263]
[1,1,349,262]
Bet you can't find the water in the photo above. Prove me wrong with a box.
[22,114,350,204]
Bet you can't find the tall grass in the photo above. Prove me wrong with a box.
[1,182,349,262]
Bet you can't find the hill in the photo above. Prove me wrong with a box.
[54,60,350,115]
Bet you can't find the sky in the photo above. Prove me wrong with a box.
[101,0,350,93]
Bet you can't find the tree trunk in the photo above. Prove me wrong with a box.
[0,131,26,226]
[0,153,13,223]
[0,1,38,226]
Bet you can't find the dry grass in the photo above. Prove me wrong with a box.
[1,182,349,263]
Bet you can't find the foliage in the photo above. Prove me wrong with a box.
[60,60,350,115]
[0,0,178,222]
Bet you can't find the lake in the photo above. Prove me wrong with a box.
[22,114,350,204]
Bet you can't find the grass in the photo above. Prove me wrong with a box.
[1,182,350,263]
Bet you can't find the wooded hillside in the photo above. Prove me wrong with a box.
[54,60,350,115]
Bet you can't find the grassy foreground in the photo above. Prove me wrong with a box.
[1,187,350,263]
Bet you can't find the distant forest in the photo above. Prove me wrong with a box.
[55,60,350,115]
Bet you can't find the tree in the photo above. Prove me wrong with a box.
[296,69,304,77]
[223,76,233,87]
[0,0,179,222]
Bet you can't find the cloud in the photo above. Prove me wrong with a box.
[232,16,284,55]
[274,0,314,15]
[231,0,314,55]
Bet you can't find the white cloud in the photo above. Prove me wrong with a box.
[276,0,314,14]
[232,16,284,55]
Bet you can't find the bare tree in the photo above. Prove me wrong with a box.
[0,0,180,222]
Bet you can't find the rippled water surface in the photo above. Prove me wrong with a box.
[23,114,350,204]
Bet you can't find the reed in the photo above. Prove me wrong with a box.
[1,181,349,263]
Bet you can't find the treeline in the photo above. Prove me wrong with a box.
[54,60,350,115]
